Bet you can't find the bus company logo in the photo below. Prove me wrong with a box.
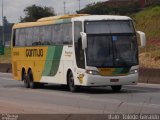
[65,51,72,57]
[26,49,43,57]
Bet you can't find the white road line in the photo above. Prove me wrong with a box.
[0,77,13,81]
[0,72,12,75]
[123,88,150,92]
[138,83,160,88]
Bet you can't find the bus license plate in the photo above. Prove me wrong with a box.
[110,79,119,82]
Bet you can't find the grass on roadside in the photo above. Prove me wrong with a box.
[0,47,11,63]
[133,6,160,40]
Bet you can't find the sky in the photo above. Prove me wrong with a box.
[0,0,107,24]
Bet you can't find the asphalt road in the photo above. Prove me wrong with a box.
[0,73,160,114]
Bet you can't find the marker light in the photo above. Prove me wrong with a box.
[86,70,99,75]
[130,69,138,74]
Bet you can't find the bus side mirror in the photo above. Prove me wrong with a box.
[136,31,146,47]
[80,32,87,49]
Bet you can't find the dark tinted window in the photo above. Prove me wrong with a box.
[62,23,72,44]
[32,27,39,45]
[15,29,20,46]
[74,21,85,69]
[25,27,33,46]
[52,24,63,45]
[52,23,72,45]
[86,35,138,67]
[85,21,134,34]
[14,23,72,46]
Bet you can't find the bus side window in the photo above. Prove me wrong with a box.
[62,23,72,45]
[13,30,16,47]
[74,21,85,69]
[78,38,85,67]
[15,29,21,46]
[32,27,40,46]
[25,27,33,46]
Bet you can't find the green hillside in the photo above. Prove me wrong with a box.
[133,6,160,42]
[134,6,160,68]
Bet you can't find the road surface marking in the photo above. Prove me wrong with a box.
[0,72,12,75]
[0,77,13,81]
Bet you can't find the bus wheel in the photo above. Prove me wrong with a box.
[111,85,122,92]
[28,70,37,89]
[68,72,77,92]
[23,72,29,88]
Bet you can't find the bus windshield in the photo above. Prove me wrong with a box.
[85,20,134,34]
[85,21,138,67]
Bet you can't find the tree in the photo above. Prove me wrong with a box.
[20,4,55,22]
[3,16,9,25]
[77,1,141,15]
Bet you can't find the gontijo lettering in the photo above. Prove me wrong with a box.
[26,49,43,57]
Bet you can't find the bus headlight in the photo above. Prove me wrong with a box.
[130,69,138,74]
[86,70,99,75]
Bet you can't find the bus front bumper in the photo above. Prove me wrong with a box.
[82,73,138,86]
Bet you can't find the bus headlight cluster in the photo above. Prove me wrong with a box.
[86,70,99,75]
[130,69,138,74]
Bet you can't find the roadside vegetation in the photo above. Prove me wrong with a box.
[133,6,160,68]
[133,6,160,40]
[77,1,141,15]
[0,47,11,63]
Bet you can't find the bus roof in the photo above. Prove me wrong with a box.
[13,14,88,29]
[13,14,132,29]
[37,14,89,22]
[72,15,132,21]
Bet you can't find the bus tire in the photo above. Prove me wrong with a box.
[23,72,30,88]
[28,70,37,89]
[36,83,44,88]
[111,85,122,91]
[68,72,77,92]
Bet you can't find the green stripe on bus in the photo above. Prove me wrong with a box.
[55,19,71,24]
[113,68,130,75]
[42,46,63,76]
[113,68,123,74]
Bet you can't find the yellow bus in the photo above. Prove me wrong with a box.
[11,14,146,92]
